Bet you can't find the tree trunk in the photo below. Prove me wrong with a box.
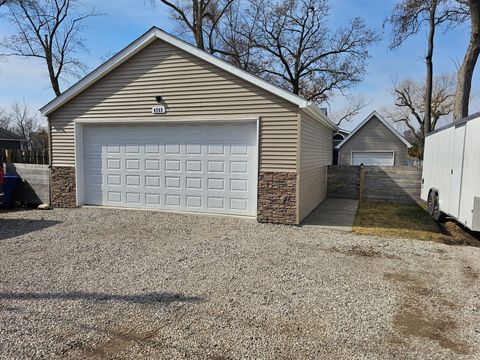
[424,1,437,136]
[454,0,480,120]
[291,77,300,95]
[45,44,61,96]
[193,0,205,50]
[48,71,61,97]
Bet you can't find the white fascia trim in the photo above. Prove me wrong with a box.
[154,29,308,108]
[40,29,159,116]
[336,111,412,149]
[40,27,309,116]
[302,104,338,131]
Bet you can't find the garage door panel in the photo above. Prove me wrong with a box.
[106,174,121,186]
[186,143,203,155]
[230,178,249,192]
[145,193,161,206]
[82,122,257,216]
[230,198,248,211]
[107,158,122,170]
[145,175,161,188]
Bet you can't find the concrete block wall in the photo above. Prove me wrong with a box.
[4,163,50,205]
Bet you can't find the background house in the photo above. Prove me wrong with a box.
[336,111,411,166]
[333,129,350,165]
[0,127,25,150]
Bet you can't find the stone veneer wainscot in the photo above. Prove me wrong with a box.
[51,167,76,208]
[257,172,297,225]
[50,168,299,223]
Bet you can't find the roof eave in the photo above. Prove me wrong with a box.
[302,104,338,131]
[40,27,160,116]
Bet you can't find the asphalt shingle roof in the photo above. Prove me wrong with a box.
[0,127,24,140]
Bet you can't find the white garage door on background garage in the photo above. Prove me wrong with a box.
[351,151,395,166]
[81,122,258,216]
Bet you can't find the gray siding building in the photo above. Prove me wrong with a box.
[336,112,411,166]
[0,128,24,150]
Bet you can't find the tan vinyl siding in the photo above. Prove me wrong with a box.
[49,39,299,171]
[298,111,333,222]
[338,116,408,166]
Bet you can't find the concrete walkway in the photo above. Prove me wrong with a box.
[302,198,359,232]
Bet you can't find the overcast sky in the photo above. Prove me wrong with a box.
[0,0,478,130]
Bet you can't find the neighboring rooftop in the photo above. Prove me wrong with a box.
[0,127,24,140]
[336,111,412,149]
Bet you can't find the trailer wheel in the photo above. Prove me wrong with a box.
[433,193,446,223]
[427,191,435,216]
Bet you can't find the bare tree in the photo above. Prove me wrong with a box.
[0,100,39,150]
[386,75,456,157]
[212,0,260,71]
[153,0,235,53]
[242,0,379,102]
[330,95,369,126]
[30,127,48,152]
[387,0,467,137]
[454,0,480,119]
[3,100,39,149]
[0,0,100,96]
[0,108,10,130]
[0,0,19,6]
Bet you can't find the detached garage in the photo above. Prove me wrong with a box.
[41,27,336,225]
[336,111,411,166]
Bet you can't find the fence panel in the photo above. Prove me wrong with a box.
[1,149,49,165]
[328,165,422,203]
[327,165,360,199]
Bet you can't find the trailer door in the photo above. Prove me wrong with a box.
[448,124,466,219]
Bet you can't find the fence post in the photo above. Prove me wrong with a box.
[359,164,365,202]
[4,149,11,164]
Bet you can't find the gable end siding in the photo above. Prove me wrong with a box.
[338,116,408,165]
[49,39,299,172]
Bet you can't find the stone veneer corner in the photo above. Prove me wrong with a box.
[51,166,77,208]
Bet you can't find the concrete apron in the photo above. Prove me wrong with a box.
[301,198,359,232]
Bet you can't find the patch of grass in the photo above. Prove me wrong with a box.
[353,201,443,241]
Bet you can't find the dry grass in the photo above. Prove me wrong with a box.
[353,201,480,246]
[353,201,444,241]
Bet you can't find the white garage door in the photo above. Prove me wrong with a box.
[82,122,258,216]
[351,151,395,166]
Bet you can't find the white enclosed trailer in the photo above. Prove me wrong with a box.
[421,112,480,231]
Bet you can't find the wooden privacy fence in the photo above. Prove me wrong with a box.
[327,165,422,203]
[1,148,49,165]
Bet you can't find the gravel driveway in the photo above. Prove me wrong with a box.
[1,208,479,359]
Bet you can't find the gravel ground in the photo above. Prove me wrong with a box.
[0,207,479,359]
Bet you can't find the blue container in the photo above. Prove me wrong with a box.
[2,175,21,208]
